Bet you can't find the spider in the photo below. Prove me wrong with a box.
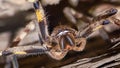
[0,0,119,68]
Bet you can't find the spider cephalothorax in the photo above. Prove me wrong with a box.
[51,26,77,50]
[47,25,86,60]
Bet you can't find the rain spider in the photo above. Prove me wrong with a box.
[0,0,119,68]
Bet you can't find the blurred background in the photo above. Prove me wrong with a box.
[0,0,120,68]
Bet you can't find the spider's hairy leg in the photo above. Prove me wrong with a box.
[10,55,19,68]
[79,21,106,38]
[27,0,69,60]
[93,20,110,43]
[12,55,19,68]
[72,8,118,38]
[0,45,48,57]
[9,21,35,47]
[93,8,118,22]
[79,8,118,41]
[4,55,19,68]
[0,45,48,68]
[91,8,118,43]
[33,0,50,43]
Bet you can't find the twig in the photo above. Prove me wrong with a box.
[102,61,120,68]
[61,42,120,68]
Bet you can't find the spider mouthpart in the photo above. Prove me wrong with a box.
[52,26,76,51]
[47,26,79,60]
[59,33,75,51]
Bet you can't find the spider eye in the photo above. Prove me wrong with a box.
[102,20,110,25]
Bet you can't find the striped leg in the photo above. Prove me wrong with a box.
[11,55,19,68]
[92,8,118,22]
[92,8,118,42]
[33,0,49,43]
[0,45,48,68]
[9,21,35,47]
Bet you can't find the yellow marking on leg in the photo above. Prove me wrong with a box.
[93,25,103,31]
[13,51,27,55]
[35,9,44,22]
